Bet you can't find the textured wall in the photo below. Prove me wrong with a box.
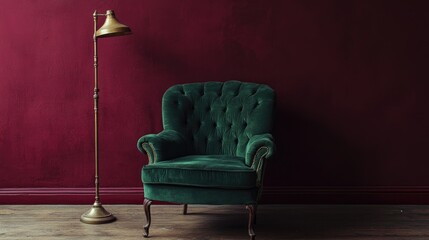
[1,0,429,204]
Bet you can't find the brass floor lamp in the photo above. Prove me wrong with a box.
[80,10,131,224]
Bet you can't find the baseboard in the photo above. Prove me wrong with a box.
[261,186,429,204]
[0,187,144,204]
[2,186,429,204]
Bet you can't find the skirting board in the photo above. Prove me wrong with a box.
[1,186,429,204]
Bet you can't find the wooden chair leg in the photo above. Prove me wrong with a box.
[183,204,188,215]
[246,205,256,240]
[143,198,152,238]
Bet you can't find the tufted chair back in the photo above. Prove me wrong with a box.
[162,81,275,157]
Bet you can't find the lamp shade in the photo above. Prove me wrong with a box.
[96,10,131,38]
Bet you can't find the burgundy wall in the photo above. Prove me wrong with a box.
[1,0,429,204]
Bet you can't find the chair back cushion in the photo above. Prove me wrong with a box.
[162,81,274,157]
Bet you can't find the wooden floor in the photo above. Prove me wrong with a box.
[1,204,429,239]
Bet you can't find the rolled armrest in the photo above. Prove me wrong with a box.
[245,134,274,186]
[137,129,188,164]
[245,133,274,166]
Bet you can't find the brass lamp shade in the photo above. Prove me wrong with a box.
[96,10,131,38]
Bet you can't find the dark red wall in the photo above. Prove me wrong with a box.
[1,0,429,204]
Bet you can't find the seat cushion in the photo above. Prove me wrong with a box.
[143,183,258,205]
[142,155,257,189]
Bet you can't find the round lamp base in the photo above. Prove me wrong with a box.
[80,203,116,224]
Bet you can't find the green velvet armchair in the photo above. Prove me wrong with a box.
[137,81,275,240]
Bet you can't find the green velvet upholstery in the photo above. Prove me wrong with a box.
[142,155,256,189]
[137,80,275,205]
[143,184,259,205]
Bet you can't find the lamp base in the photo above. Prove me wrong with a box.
[80,202,116,224]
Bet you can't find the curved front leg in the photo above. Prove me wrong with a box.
[246,205,256,240]
[143,198,152,238]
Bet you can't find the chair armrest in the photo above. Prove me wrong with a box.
[137,130,188,164]
[245,133,275,185]
[245,133,274,166]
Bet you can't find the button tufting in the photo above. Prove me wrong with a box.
[253,102,259,109]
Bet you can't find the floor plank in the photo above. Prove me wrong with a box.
[1,205,429,239]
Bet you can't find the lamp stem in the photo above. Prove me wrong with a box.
[93,10,100,205]
[80,10,116,224]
